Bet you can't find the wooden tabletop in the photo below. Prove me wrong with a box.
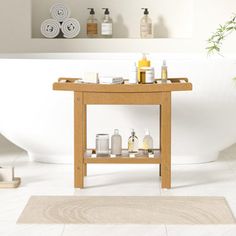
[53,78,192,93]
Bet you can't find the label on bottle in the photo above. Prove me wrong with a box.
[140,23,152,37]
[101,23,112,35]
[87,23,98,35]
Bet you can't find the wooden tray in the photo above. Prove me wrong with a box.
[0,177,21,188]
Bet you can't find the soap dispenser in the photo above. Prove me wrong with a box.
[143,129,153,154]
[140,8,153,38]
[87,8,98,38]
[101,8,112,38]
[128,129,139,153]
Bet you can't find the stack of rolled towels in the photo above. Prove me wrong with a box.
[41,2,80,38]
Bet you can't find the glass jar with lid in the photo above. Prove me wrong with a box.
[96,134,109,155]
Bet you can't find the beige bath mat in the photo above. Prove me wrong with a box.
[17,196,235,224]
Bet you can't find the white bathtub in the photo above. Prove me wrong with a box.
[0,54,236,164]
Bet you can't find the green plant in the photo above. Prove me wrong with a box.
[207,14,236,55]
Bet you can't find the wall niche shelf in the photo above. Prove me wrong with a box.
[29,0,194,53]
[30,38,194,53]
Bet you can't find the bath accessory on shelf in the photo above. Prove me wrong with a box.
[87,8,98,38]
[50,2,71,23]
[0,167,20,188]
[111,129,122,156]
[96,134,109,155]
[58,77,81,83]
[40,19,61,38]
[101,8,113,38]
[61,18,81,38]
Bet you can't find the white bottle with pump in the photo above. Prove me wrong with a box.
[140,8,153,38]
[101,8,112,38]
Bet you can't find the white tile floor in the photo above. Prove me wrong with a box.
[0,143,236,235]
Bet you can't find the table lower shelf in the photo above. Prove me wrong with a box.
[84,149,161,164]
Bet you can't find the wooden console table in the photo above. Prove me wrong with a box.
[53,78,192,189]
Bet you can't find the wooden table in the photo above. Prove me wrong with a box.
[53,78,192,189]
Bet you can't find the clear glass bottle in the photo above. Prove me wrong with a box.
[87,8,98,38]
[96,134,109,155]
[128,129,139,153]
[111,129,122,155]
[101,8,112,38]
[140,8,153,38]
[161,60,168,82]
[143,129,153,154]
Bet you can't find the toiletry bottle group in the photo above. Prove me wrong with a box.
[86,8,113,38]
[94,129,154,157]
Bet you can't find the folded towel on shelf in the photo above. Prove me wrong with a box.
[99,77,124,84]
[61,18,80,38]
[50,2,71,22]
[40,19,61,38]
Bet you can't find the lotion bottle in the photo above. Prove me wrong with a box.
[111,129,122,156]
[87,8,98,38]
[140,8,153,38]
[101,8,112,38]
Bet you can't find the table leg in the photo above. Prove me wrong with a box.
[74,92,84,188]
[83,105,87,177]
[84,164,87,177]
[160,92,171,189]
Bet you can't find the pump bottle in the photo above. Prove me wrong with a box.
[87,8,98,38]
[140,8,153,38]
[101,8,112,38]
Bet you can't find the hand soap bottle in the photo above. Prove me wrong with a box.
[128,129,139,153]
[87,8,98,38]
[101,8,112,38]
[111,129,122,156]
[143,129,153,154]
[140,8,153,38]
[138,53,151,83]
[161,60,168,82]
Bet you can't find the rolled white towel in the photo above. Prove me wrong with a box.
[40,19,61,38]
[61,18,80,38]
[50,2,71,22]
